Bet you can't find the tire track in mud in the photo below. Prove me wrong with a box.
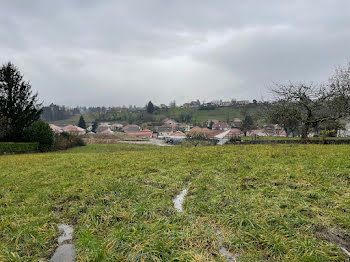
[172,183,238,261]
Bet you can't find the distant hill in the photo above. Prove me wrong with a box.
[47,104,268,127]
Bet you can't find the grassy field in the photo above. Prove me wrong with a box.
[0,144,350,261]
[49,113,96,126]
[152,106,262,124]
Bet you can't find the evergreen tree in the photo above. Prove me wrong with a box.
[146,101,154,114]
[91,121,98,133]
[0,62,42,141]
[78,115,86,129]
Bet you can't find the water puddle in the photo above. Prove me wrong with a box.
[57,224,73,244]
[50,224,75,262]
[173,188,187,212]
[50,244,76,262]
[340,246,350,257]
[217,231,238,262]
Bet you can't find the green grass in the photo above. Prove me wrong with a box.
[49,113,96,126]
[153,106,261,124]
[1,144,349,261]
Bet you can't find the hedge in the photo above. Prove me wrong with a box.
[0,142,39,154]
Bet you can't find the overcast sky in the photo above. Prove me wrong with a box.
[1,1,350,106]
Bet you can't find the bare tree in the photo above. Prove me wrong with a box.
[269,63,350,140]
[267,101,301,137]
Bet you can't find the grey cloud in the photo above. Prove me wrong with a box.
[1,1,350,105]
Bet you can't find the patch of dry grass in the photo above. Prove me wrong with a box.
[82,132,148,144]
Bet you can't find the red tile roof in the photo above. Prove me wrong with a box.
[170,131,186,137]
[190,126,209,132]
[49,124,63,133]
[100,128,113,134]
[213,122,230,129]
[122,124,141,131]
[111,123,123,127]
[224,128,243,137]
[62,125,85,133]
[205,130,227,138]
[125,130,152,137]
[189,127,224,138]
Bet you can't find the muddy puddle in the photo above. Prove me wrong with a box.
[50,224,75,262]
[173,188,187,212]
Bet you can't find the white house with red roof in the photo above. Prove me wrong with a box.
[125,129,152,138]
[212,122,231,130]
[123,124,141,132]
[110,123,123,131]
[100,128,114,134]
[62,125,85,135]
[49,124,63,134]
[225,128,243,137]
[168,131,186,138]
[232,118,243,128]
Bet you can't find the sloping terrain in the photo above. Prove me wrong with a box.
[0,144,349,261]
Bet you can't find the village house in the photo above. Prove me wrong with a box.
[247,129,267,137]
[212,121,231,130]
[162,118,178,126]
[49,124,63,134]
[225,128,243,137]
[100,128,114,134]
[212,130,231,140]
[187,126,245,144]
[248,125,287,137]
[122,124,141,132]
[96,123,111,133]
[165,131,186,144]
[169,131,186,138]
[274,124,287,137]
[338,123,350,137]
[206,119,220,128]
[189,126,223,138]
[189,126,209,133]
[232,118,243,128]
[62,125,86,135]
[182,100,200,108]
[125,129,153,138]
[157,125,174,137]
[110,123,123,131]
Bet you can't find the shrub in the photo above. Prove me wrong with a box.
[182,139,215,147]
[71,135,86,147]
[26,121,55,152]
[227,136,242,144]
[53,133,86,150]
[186,131,207,140]
[320,130,336,139]
[0,142,38,153]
